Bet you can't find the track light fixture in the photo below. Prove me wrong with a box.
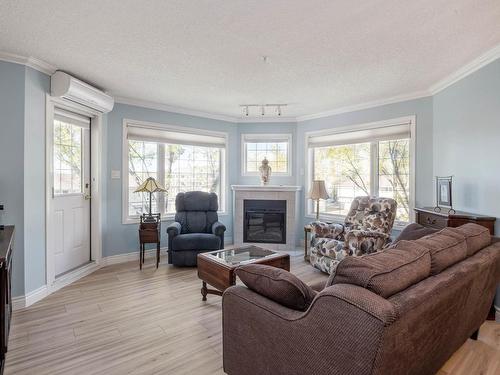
[239,104,287,117]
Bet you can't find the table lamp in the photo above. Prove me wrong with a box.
[134,177,167,219]
[308,180,329,220]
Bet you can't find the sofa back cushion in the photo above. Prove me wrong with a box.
[415,228,467,275]
[328,240,431,298]
[446,223,491,256]
[235,264,316,311]
[393,223,439,244]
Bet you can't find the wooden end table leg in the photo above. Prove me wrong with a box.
[156,243,160,269]
[201,281,208,301]
[140,244,143,270]
[304,228,308,260]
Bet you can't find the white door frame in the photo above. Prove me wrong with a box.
[45,94,104,293]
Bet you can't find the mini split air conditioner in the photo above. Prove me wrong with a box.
[51,71,114,113]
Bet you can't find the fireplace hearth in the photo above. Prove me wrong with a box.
[244,200,286,244]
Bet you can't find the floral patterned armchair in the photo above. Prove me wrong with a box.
[309,196,397,274]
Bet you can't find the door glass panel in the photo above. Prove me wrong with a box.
[54,119,83,195]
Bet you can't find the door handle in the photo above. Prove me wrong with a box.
[84,194,92,200]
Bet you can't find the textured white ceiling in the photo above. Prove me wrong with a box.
[1,0,500,119]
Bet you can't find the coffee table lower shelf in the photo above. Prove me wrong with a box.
[197,246,290,301]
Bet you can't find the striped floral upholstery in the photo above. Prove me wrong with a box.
[309,196,397,275]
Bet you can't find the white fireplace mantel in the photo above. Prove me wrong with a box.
[231,185,302,192]
[231,185,302,250]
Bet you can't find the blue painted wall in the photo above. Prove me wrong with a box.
[23,67,50,293]
[432,58,500,312]
[433,58,500,233]
[296,96,435,238]
[0,62,50,297]
[0,61,26,297]
[103,103,238,257]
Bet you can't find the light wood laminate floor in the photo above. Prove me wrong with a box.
[5,253,500,375]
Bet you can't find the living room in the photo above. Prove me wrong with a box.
[0,1,499,374]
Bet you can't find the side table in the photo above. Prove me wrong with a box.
[304,224,313,260]
[138,214,161,269]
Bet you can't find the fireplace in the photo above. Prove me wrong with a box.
[244,200,286,244]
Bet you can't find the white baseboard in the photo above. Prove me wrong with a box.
[50,262,102,295]
[101,248,167,266]
[12,285,48,310]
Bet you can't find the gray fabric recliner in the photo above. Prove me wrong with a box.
[166,191,226,266]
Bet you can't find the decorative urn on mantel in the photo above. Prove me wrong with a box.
[259,158,271,185]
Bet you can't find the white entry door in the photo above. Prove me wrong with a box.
[51,109,91,277]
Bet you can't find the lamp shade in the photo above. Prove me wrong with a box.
[308,180,329,200]
[134,177,167,193]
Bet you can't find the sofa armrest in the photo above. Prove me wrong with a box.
[222,284,396,375]
[310,221,345,239]
[212,221,226,236]
[343,229,390,255]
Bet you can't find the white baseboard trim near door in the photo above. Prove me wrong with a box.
[12,285,48,311]
[50,261,102,295]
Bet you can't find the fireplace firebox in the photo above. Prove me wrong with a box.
[244,200,286,244]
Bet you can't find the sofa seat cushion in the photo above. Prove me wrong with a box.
[328,240,431,298]
[393,223,439,244]
[446,223,491,256]
[171,233,221,251]
[415,228,467,275]
[235,264,317,311]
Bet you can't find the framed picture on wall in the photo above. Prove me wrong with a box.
[435,176,455,213]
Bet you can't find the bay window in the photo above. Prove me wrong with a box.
[123,120,227,223]
[307,117,415,227]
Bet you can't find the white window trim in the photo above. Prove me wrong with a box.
[241,133,293,177]
[122,119,229,224]
[304,116,416,230]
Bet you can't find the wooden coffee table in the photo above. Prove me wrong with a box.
[197,245,290,301]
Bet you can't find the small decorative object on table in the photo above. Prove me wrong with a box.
[308,180,329,220]
[259,157,271,185]
[435,176,455,214]
[139,213,161,269]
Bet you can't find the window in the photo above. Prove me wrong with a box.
[124,121,227,222]
[307,118,414,227]
[53,109,90,195]
[242,134,291,175]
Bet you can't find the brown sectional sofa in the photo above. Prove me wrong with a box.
[222,224,500,375]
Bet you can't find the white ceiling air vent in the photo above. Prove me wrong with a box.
[51,71,114,113]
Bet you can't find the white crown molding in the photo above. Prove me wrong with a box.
[429,43,500,95]
[114,96,239,123]
[296,90,431,122]
[0,51,56,75]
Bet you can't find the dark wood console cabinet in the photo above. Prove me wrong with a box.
[414,207,496,235]
[0,226,13,374]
